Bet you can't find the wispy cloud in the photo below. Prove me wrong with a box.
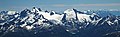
[52,3,120,7]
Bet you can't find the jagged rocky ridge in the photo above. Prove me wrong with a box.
[0,7,120,37]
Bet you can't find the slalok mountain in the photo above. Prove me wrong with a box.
[0,7,120,37]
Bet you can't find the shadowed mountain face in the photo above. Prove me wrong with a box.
[0,7,120,37]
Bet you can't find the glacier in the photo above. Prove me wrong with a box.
[0,7,120,37]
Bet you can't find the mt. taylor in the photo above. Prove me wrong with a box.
[0,7,120,37]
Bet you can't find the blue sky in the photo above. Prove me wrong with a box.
[0,0,120,11]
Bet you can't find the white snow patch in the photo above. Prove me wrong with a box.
[27,14,35,23]
[91,13,97,18]
[20,22,27,27]
[83,11,87,13]
[33,19,45,25]
[77,13,91,22]
[21,16,28,22]
[7,11,16,15]
[107,21,114,25]
[14,14,19,18]
[37,11,64,21]
[0,15,4,20]
[114,19,118,23]
[25,26,34,30]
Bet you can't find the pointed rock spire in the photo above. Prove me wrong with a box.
[50,10,55,15]
[40,14,45,20]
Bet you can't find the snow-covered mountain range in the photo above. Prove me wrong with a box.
[0,7,120,37]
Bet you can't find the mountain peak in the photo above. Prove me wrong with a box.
[64,8,77,20]
[31,7,42,12]
[64,8,76,13]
